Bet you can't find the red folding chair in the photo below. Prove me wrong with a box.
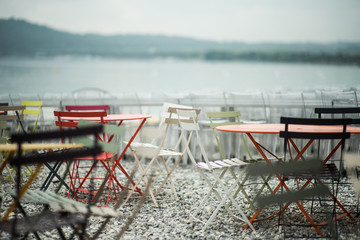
[54,110,121,206]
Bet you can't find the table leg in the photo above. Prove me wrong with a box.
[243,133,291,229]
[108,118,148,195]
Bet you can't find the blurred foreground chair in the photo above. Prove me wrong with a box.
[0,125,150,239]
[176,108,255,231]
[0,125,103,239]
[277,117,355,238]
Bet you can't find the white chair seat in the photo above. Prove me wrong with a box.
[125,141,182,157]
[125,141,158,149]
[197,158,248,171]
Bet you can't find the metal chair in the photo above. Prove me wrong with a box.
[0,104,30,182]
[124,106,191,207]
[18,100,43,133]
[176,108,255,231]
[278,117,355,238]
[53,110,124,207]
[0,125,103,239]
[207,111,273,211]
[1,125,148,239]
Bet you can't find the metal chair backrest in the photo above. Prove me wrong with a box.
[315,107,360,124]
[65,105,110,112]
[175,108,205,167]
[280,117,352,141]
[20,101,43,132]
[54,110,107,129]
[280,117,352,174]
[207,111,245,159]
[0,105,25,122]
[0,105,26,134]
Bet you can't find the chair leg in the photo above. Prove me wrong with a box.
[192,169,227,217]
[202,168,256,231]
[123,152,158,207]
[156,156,178,199]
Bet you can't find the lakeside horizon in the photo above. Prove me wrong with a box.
[1,57,359,96]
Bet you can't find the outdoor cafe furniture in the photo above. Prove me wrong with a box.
[0,135,87,228]
[0,125,124,239]
[57,111,151,206]
[206,110,272,211]
[123,107,190,207]
[18,101,43,133]
[277,117,354,238]
[65,104,110,112]
[0,104,30,183]
[216,120,360,234]
[175,108,255,232]
[55,111,127,206]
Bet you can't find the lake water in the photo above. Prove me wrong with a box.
[0,57,359,95]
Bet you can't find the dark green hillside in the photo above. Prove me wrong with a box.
[1,18,360,65]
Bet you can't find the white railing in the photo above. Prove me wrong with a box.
[2,88,359,164]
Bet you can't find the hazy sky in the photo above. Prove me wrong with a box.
[1,0,360,43]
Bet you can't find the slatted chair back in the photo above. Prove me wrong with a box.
[280,117,351,140]
[0,105,25,121]
[54,110,107,130]
[207,111,256,160]
[315,107,360,154]
[19,101,43,133]
[0,105,26,133]
[315,107,360,124]
[65,105,110,112]
[280,117,351,165]
[1,125,103,239]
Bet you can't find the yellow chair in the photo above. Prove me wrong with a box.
[18,101,43,133]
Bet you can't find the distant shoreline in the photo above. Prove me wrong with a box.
[1,18,360,67]
[1,52,360,67]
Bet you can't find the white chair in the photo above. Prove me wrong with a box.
[124,106,192,207]
[176,108,256,231]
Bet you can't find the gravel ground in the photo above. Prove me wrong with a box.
[1,158,360,240]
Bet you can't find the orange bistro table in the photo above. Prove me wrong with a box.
[62,114,152,198]
[216,123,360,230]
